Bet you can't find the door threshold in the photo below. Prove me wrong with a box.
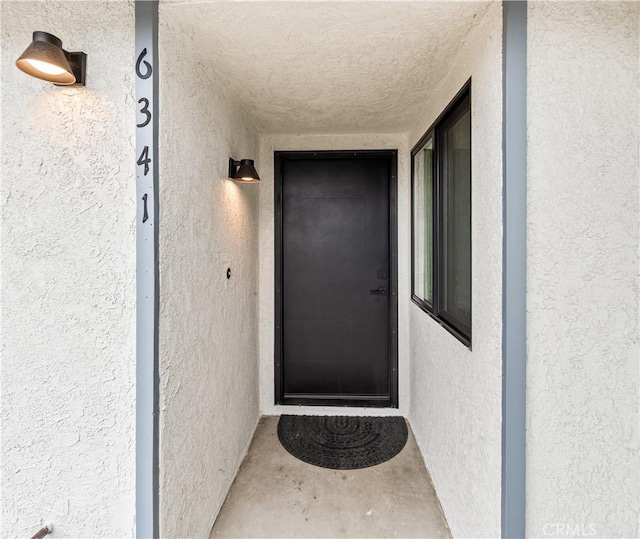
[281,394,393,408]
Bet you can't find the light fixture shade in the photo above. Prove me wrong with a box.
[235,159,260,183]
[15,31,85,85]
[229,158,260,183]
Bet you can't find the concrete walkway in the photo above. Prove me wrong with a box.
[211,416,451,538]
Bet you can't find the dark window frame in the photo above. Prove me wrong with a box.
[411,80,472,347]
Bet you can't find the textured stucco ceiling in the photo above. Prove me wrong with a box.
[160,1,491,134]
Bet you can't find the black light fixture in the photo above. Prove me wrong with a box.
[16,31,86,86]
[228,158,260,183]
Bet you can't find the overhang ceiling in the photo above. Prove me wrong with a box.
[161,1,491,134]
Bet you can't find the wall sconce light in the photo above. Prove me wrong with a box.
[16,31,86,86]
[228,158,260,183]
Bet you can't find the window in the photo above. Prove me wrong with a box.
[411,82,471,346]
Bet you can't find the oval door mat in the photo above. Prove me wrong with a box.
[277,415,408,470]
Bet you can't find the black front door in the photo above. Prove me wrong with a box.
[275,151,398,407]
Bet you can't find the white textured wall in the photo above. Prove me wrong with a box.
[258,133,411,418]
[527,3,639,537]
[407,3,503,537]
[1,2,136,537]
[158,7,261,538]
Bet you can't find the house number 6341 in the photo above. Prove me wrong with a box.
[136,48,153,224]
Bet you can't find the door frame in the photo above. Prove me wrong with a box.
[274,150,399,408]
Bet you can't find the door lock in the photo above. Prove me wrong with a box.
[370,287,387,296]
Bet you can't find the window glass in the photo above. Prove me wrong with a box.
[412,137,433,305]
[440,105,471,335]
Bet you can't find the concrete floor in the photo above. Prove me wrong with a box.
[210,416,451,539]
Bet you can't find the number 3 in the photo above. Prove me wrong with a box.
[137,98,151,128]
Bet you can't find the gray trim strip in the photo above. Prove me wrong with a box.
[135,1,159,537]
[502,1,527,538]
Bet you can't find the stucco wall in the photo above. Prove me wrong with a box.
[258,133,411,417]
[527,3,639,537]
[407,3,503,537]
[1,2,136,537]
[158,7,261,538]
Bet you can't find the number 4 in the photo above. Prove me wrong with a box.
[137,146,151,176]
